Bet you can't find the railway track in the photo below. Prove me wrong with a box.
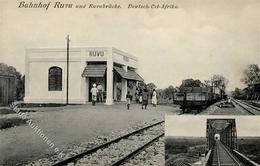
[212,141,243,166]
[232,99,260,115]
[242,100,260,110]
[53,121,164,166]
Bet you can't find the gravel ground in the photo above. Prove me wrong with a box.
[199,101,250,115]
[0,103,177,165]
[25,121,163,166]
[122,137,164,166]
[72,124,163,166]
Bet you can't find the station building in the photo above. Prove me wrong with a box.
[24,47,143,105]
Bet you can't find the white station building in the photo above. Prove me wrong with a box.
[24,47,143,105]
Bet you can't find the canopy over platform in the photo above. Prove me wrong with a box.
[82,64,107,77]
[113,66,143,82]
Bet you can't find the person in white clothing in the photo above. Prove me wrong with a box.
[152,89,157,107]
[90,83,98,106]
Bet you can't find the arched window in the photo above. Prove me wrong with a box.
[48,67,62,91]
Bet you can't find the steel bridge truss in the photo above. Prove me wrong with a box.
[206,119,238,151]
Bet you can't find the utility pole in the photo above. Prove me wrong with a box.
[66,35,70,105]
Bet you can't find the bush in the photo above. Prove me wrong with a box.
[0,118,27,130]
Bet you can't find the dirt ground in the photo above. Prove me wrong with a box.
[0,103,180,165]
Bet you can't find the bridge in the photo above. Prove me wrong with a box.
[205,119,259,166]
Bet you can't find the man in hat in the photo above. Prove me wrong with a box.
[90,83,98,106]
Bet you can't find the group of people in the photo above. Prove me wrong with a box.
[90,83,158,109]
[126,87,157,110]
[90,83,104,106]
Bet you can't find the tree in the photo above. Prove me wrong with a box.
[180,79,202,88]
[17,75,25,100]
[203,80,212,88]
[241,64,260,86]
[146,82,157,92]
[241,64,260,100]
[163,85,176,100]
[211,74,228,98]
[232,88,247,99]
[211,75,228,90]
[0,63,25,100]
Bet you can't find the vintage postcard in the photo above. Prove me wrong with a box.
[0,0,259,165]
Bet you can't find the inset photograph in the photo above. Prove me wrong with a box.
[165,116,260,166]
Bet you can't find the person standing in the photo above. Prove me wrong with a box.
[90,83,98,106]
[139,89,143,104]
[152,89,157,107]
[135,89,139,103]
[142,88,149,110]
[126,91,132,110]
[97,83,103,103]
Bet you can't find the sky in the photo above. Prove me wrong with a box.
[165,115,260,137]
[0,0,259,90]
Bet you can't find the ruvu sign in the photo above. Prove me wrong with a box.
[89,51,105,57]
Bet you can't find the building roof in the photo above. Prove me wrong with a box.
[81,65,143,81]
[26,47,138,61]
[113,66,144,82]
[82,64,106,77]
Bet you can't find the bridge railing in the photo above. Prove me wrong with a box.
[233,150,260,166]
[204,149,213,166]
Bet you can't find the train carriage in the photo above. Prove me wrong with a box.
[174,87,222,113]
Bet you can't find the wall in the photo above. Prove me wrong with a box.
[24,48,84,104]
[112,47,138,69]
[24,47,139,104]
[0,75,15,106]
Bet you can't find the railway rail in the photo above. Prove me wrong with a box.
[212,141,243,166]
[245,101,260,108]
[242,100,260,111]
[232,99,260,115]
[53,120,164,166]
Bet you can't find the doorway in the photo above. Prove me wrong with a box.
[89,77,106,102]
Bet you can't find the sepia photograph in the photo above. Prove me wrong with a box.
[165,116,260,166]
[0,0,259,165]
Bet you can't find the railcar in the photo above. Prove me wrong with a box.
[174,87,222,113]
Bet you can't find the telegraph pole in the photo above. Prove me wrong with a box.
[66,35,70,105]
